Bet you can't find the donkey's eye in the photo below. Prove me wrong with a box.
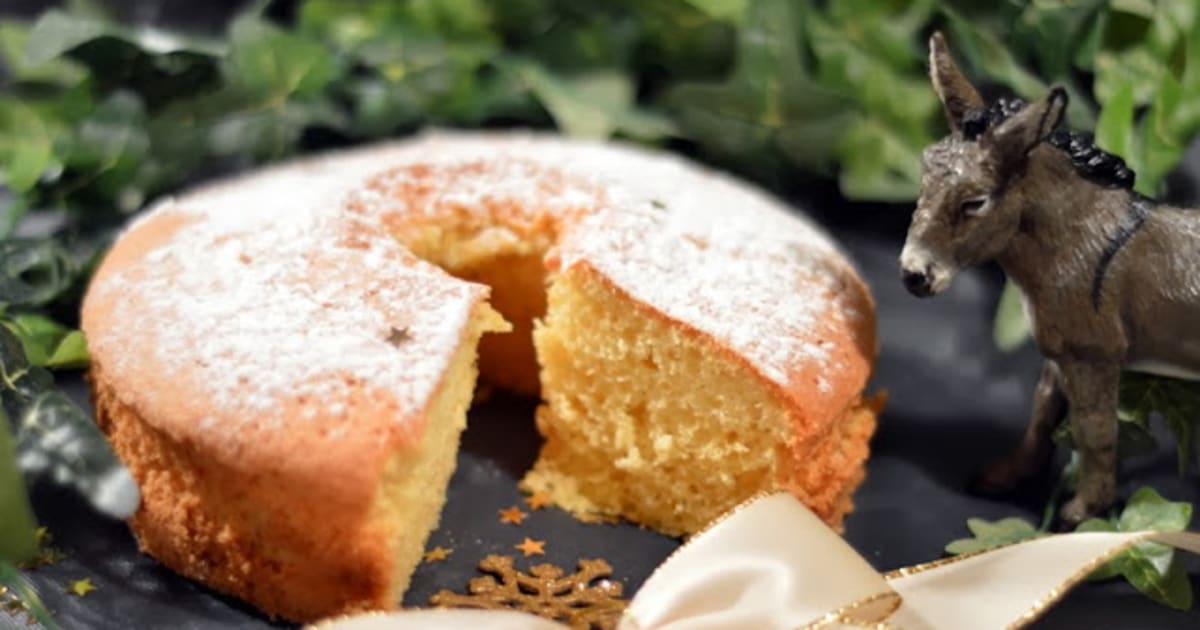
[959,197,987,216]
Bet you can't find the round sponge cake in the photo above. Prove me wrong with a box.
[82,132,879,622]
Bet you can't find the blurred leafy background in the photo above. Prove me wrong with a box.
[2,0,1200,621]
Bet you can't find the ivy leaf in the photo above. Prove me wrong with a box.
[941,6,1095,129]
[1119,486,1192,533]
[993,279,1032,352]
[401,0,495,41]
[24,10,225,62]
[1010,0,1107,80]
[1,314,89,370]
[206,103,318,162]
[0,239,76,309]
[940,7,1047,99]
[836,116,924,201]
[227,16,339,102]
[945,517,1042,555]
[669,0,851,180]
[1092,2,1193,108]
[0,407,37,564]
[1095,81,1136,168]
[806,1,938,199]
[24,10,224,110]
[0,325,137,519]
[1118,372,1200,474]
[512,60,675,141]
[0,19,85,85]
[10,388,139,520]
[57,90,154,210]
[297,0,404,51]
[0,99,61,194]
[1076,517,1123,581]
[1128,554,1194,611]
[1137,73,1185,193]
[1079,487,1195,610]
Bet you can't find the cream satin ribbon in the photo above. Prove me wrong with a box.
[313,494,1200,630]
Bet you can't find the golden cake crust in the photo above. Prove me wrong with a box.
[90,363,397,620]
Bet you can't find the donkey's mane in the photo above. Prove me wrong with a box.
[961,97,1136,190]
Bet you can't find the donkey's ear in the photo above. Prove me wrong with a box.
[929,32,983,132]
[986,87,1068,167]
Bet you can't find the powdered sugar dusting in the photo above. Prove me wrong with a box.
[546,144,858,386]
[350,157,599,228]
[87,131,867,445]
[381,132,863,388]
[89,141,486,433]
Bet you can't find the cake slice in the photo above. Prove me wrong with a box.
[520,154,879,534]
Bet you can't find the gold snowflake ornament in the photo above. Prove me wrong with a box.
[431,555,627,630]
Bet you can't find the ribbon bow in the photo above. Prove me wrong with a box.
[315,494,1200,630]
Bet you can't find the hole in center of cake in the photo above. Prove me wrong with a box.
[356,158,595,397]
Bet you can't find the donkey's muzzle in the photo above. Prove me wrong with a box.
[902,268,934,297]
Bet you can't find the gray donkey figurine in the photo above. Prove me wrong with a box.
[901,32,1200,525]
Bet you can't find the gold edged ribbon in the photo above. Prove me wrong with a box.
[312,494,1200,630]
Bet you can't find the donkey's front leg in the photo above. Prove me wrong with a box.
[975,360,1066,494]
[1058,360,1120,526]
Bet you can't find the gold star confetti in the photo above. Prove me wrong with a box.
[431,555,625,630]
[424,546,453,563]
[515,538,545,557]
[386,327,411,346]
[498,506,527,525]
[524,492,552,511]
[68,578,96,597]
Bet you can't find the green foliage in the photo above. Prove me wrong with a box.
[2,0,1198,216]
[0,408,36,565]
[668,0,855,185]
[0,237,136,526]
[1077,487,1195,610]
[1093,1,1200,196]
[1118,372,1200,475]
[1,314,88,369]
[1,560,59,630]
[508,60,675,141]
[953,488,1195,611]
[0,239,77,306]
[0,323,138,521]
[944,516,1042,555]
[1050,372,1200,474]
[992,280,1032,353]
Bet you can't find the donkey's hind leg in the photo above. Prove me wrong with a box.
[1058,360,1120,526]
[974,360,1066,495]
